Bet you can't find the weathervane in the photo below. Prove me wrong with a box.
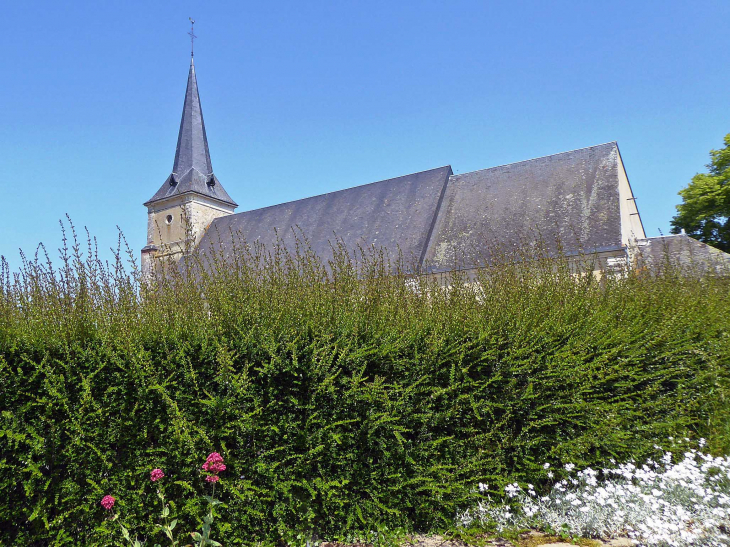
[188,17,197,57]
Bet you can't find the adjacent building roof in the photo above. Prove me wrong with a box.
[198,143,629,271]
[635,234,730,274]
[145,58,237,207]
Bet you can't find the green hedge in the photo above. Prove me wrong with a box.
[1,229,729,545]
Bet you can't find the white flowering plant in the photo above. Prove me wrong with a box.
[459,440,730,546]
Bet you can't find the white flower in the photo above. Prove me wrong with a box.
[547,471,554,479]
[478,482,488,493]
[458,447,730,545]
[543,463,551,469]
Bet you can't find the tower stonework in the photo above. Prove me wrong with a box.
[141,57,237,276]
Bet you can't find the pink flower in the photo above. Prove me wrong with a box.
[205,452,224,465]
[202,452,226,482]
[150,468,165,482]
[207,462,226,474]
[100,495,115,510]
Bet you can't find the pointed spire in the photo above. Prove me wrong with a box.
[145,58,236,207]
[173,57,212,177]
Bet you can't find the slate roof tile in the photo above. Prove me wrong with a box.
[197,166,453,268]
[423,142,624,271]
[197,143,629,273]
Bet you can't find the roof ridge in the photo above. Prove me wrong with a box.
[451,142,618,177]
[230,165,453,216]
[639,233,689,240]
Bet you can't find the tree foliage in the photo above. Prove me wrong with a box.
[671,133,730,251]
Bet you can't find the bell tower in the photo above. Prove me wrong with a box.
[141,55,237,275]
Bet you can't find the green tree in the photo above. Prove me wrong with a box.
[670,133,730,251]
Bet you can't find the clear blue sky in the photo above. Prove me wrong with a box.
[2,0,729,271]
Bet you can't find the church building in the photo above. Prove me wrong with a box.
[141,57,729,277]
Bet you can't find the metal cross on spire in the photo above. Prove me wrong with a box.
[188,17,197,57]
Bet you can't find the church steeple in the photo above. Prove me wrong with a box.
[145,57,236,207]
[141,49,238,275]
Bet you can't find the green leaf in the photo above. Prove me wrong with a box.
[169,519,178,530]
[202,495,222,506]
[162,506,170,517]
[191,532,203,541]
[121,525,130,540]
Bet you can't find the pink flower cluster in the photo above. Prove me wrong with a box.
[150,468,165,482]
[202,452,226,483]
[100,495,116,510]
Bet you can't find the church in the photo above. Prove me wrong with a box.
[141,56,729,277]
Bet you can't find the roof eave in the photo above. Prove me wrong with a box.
[144,189,238,209]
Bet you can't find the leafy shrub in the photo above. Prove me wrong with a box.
[0,222,729,545]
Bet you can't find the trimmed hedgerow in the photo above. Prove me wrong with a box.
[1,222,729,545]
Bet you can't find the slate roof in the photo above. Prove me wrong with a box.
[145,58,236,207]
[423,142,624,272]
[635,234,730,274]
[197,142,629,272]
[197,166,453,268]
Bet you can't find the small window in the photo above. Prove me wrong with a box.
[165,214,173,225]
